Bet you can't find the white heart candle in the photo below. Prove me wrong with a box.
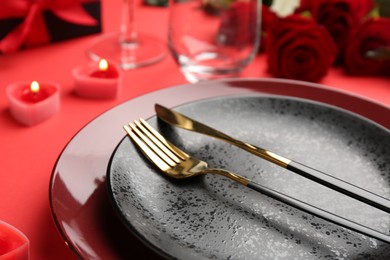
[6,81,60,126]
[73,59,121,99]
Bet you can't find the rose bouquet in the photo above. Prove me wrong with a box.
[214,0,390,82]
[268,0,390,81]
[262,0,390,82]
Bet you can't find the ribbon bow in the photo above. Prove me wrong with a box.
[0,0,98,53]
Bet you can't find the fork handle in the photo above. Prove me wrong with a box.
[246,181,390,244]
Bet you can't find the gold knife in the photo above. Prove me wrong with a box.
[155,103,390,214]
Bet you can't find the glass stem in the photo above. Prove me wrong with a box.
[120,0,138,44]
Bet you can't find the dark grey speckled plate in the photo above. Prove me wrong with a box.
[107,94,390,260]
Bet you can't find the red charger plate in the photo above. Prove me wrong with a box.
[49,78,390,259]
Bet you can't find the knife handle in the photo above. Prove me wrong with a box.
[246,181,390,243]
[287,161,390,214]
[229,139,390,214]
[197,129,390,214]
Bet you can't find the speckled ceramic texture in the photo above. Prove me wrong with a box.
[107,95,390,260]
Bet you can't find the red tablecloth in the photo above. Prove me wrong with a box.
[0,1,389,259]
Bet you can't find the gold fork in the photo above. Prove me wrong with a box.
[123,118,390,243]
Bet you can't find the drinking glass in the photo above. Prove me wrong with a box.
[168,0,261,82]
[87,0,166,70]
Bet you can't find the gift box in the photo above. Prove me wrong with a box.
[0,0,102,54]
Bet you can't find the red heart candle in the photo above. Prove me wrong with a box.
[0,221,29,260]
[6,81,60,126]
[73,59,121,99]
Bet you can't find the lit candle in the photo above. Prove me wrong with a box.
[73,59,121,99]
[0,221,29,260]
[90,59,109,77]
[6,81,60,126]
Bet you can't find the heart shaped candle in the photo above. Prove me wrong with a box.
[0,221,29,260]
[73,59,122,99]
[6,81,60,126]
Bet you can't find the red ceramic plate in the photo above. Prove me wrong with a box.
[49,79,390,259]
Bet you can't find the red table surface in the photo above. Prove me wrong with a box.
[0,1,389,259]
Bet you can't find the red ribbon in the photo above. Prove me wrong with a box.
[0,0,99,53]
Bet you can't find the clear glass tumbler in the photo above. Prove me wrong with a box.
[168,0,261,82]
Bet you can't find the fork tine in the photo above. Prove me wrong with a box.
[135,120,181,164]
[129,122,177,167]
[123,125,171,172]
[140,118,188,160]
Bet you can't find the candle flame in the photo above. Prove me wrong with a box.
[30,81,40,93]
[99,59,108,71]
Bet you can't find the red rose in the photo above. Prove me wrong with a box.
[306,0,375,58]
[266,15,337,82]
[344,18,390,76]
